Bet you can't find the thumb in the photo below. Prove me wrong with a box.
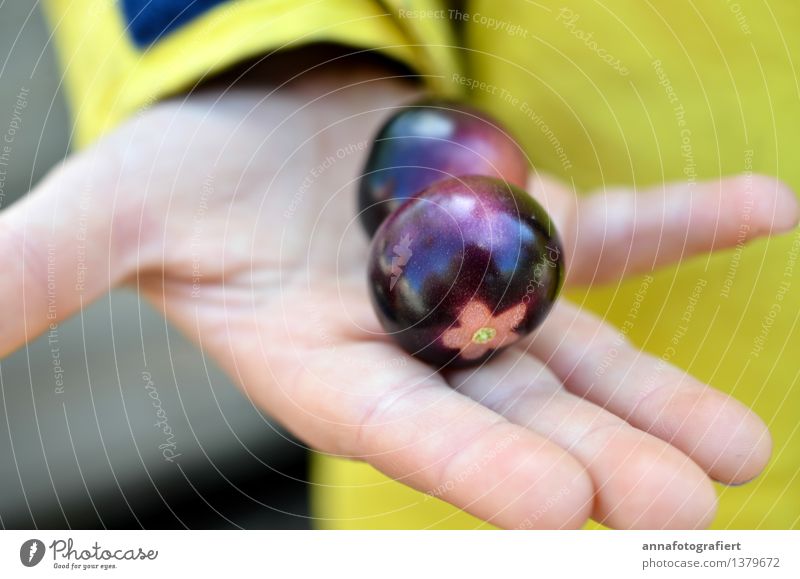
[0,145,143,357]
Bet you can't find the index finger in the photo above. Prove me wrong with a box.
[529,173,799,285]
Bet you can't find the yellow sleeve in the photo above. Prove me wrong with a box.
[42,0,463,147]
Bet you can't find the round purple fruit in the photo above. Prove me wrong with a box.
[358,99,529,237]
[368,176,563,368]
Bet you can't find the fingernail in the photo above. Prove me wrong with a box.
[715,476,758,487]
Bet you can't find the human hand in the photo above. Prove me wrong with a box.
[2,62,794,529]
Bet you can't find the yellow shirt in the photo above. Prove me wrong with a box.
[45,0,800,529]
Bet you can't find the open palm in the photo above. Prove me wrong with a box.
[2,64,795,529]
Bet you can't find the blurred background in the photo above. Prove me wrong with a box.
[0,3,310,529]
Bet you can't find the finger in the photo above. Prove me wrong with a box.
[174,282,594,530]
[448,351,717,529]
[265,339,595,529]
[0,141,147,357]
[529,173,799,285]
[522,300,771,485]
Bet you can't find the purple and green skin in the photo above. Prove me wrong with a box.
[358,99,529,237]
[368,176,564,368]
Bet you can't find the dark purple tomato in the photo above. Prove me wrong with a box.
[368,176,563,368]
[358,99,529,237]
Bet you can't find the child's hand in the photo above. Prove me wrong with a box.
[1,64,794,529]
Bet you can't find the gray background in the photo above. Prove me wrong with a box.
[0,3,309,529]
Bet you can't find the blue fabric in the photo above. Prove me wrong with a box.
[121,0,232,47]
